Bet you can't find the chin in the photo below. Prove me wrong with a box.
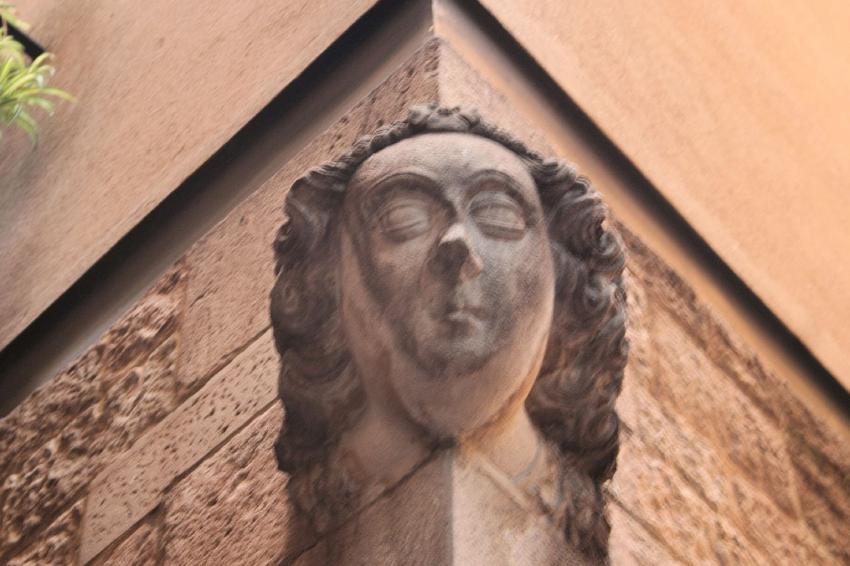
[407,322,504,379]
[394,356,528,440]
[408,404,494,440]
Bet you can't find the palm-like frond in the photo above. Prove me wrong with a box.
[0,4,72,143]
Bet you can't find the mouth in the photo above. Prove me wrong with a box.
[444,310,479,325]
[441,300,485,327]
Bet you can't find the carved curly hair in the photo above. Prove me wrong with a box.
[270,104,628,561]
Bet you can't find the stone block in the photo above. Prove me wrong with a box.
[1,271,183,556]
[648,310,796,514]
[622,227,781,421]
[80,329,278,563]
[5,500,83,566]
[791,448,850,563]
[727,476,835,564]
[97,266,185,390]
[0,347,101,480]
[93,517,159,566]
[101,335,181,456]
[610,435,722,563]
[608,502,683,566]
[163,404,297,565]
[1,404,102,554]
[620,386,729,514]
[0,263,184,481]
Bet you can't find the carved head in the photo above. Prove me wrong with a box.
[270,105,628,560]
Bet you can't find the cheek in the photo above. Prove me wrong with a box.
[364,235,434,302]
[482,234,554,314]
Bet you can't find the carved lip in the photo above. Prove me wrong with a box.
[441,301,484,325]
[444,310,479,325]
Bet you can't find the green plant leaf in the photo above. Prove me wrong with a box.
[0,3,72,143]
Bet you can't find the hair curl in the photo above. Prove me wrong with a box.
[270,104,628,561]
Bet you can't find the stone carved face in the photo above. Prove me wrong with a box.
[339,133,554,436]
[270,105,628,562]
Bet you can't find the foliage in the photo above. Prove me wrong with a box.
[0,3,71,143]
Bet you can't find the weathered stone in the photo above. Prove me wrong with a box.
[101,335,180,455]
[163,404,296,565]
[0,270,184,557]
[5,500,83,566]
[270,103,628,563]
[728,476,835,564]
[608,502,683,566]
[616,270,653,439]
[622,221,850,560]
[711,516,769,565]
[80,329,278,563]
[0,347,101,479]
[99,266,185,388]
[0,263,184,482]
[1,403,104,554]
[610,435,723,562]
[791,448,850,563]
[452,454,580,565]
[782,388,850,476]
[620,386,729,513]
[648,309,796,514]
[622,227,784,421]
[93,517,160,566]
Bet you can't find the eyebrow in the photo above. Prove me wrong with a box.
[464,169,537,217]
[362,170,451,211]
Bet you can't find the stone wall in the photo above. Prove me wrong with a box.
[1,39,848,565]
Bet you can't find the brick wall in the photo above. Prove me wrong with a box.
[1,40,848,565]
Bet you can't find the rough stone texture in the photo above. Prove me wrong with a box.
[611,434,766,565]
[648,311,797,514]
[163,404,295,565]
[610,434,714,562]
[726,476,834,565]
[92,516,159,566]
[80,329,278,563]
[0,266,185,561]
[617,225,850,563]
[792,453,850,564]
[5,500,83,566]
[608,503,683,566]
[619,381,729,515]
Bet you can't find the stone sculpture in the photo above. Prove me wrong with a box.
[270,105,628,565]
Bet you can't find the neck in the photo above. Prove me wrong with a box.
[467,406,540,479]
[340,391,432,490]
[340,393,540,491]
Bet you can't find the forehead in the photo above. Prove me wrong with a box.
[348,132,535,191]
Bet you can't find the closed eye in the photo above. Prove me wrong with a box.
[378,196,432,241]
[470,192,527,240]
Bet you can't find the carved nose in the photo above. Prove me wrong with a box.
[430,224,483,282]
